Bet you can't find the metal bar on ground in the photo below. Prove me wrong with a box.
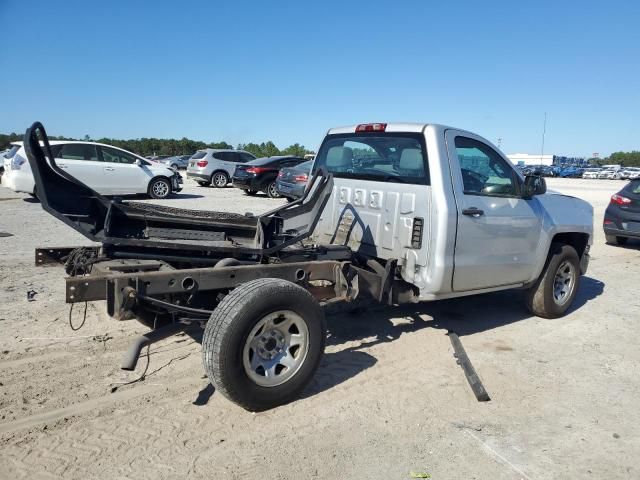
[448,331,491,402]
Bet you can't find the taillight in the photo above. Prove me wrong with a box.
[356,123,387,133]
[196,160,208,167]
[611,194,632,205]
[246,167,270,174]
[294,173,308,183]
[277,171,284,178]
[603,219,614,225]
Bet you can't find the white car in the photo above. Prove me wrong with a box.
[582,168,601,179]
[619,167,640,180]
[597,169,617,179]
[3,141,182,199]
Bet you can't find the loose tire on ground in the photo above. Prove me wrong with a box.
[524,243,581,319]
[148,177,171,199]
[202,278,326,411]
[605,234,628,246]
[211,171,229,188]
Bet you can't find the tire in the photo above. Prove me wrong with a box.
[211,171,229,188]
[171,164,179,170]
[243,189,258,196]
[605,234,628,246]
[202,278,326,411]
[524,243,581,319]
[148,177,171,199]
[196,181,208,187]
[265,181,280,198]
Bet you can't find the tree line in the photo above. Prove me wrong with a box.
[0,132,313,159]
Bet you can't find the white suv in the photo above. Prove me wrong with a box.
[3,141,182,199]
[186,149,256,187]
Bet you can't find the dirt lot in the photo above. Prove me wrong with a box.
[0,177,638,479]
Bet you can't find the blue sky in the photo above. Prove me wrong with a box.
[1,0,638,157]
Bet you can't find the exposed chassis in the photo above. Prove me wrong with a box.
[25,122,416,408]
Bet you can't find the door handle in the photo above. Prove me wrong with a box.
[462,207,484,217]
[104,167,115,171]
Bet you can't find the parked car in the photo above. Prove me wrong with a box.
[3,141,182,199]
[232,156,306,198]
[582,168,601,179]
[158,155,191,170]
[619,167,640,180]
[186,149,256,187]
[275,160,313,200]
[604,179,640,245]
[559,166,584,178]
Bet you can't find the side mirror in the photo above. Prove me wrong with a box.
[523,175,546,198]
[135,159,142,167]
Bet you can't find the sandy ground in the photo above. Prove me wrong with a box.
[0,176,638,479]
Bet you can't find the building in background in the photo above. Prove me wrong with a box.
[507,153,587,167]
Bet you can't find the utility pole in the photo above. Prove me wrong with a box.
[540,112,547,167]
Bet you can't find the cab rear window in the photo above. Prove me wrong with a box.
[313,133,429,185]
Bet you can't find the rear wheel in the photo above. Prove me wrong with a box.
[266,181,280,198]
[211,172,229,188]
[148,177,171,199]
[202,278,325,411]
[170,163,179,170]
[524,243,580,319]
[605,234,628,246]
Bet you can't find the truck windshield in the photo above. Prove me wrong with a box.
[313,133,429,185]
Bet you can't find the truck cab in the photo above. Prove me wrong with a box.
[312,123,593,302]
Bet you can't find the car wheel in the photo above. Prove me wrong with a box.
[243,189,258,196]
[148,177,171,199]
[202,278,325,411]
[524,243,580,319]
[605,234,628,246]
[171,163,179,170]
[211,172,229,188]
[266,181,280,198]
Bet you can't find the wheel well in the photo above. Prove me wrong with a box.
[551,232,589,257]
[211,170,229,178]
[148,176,171,190]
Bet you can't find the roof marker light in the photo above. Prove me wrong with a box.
[356,123,387,133]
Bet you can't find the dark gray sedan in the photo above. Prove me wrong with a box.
[604,179,640,245]
[275,160,313,200]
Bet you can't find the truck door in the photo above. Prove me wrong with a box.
[445,130,542,291]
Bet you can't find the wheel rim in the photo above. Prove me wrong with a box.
[213,173,227,187]
[268,182,279,197]
[552,260,575,306]
[152,181,169,197]
[242,310,309,387]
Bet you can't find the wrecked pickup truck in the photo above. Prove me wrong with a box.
[24,121,593,411]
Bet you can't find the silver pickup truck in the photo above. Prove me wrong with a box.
[24,121,593,411]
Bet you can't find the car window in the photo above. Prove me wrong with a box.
[58,143,99,161]
[191,150,207,160]
[3,145,20,159]
[313,133,429,185]
[624,181,640,194]
[239,152,256,162]
[101,146,138,164]
[212,152,232,161]
[454,136,518,197]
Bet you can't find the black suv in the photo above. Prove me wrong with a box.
[232,156,305,198]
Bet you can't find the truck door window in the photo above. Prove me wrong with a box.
[313,133,429,185]
[454,136,517,197]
